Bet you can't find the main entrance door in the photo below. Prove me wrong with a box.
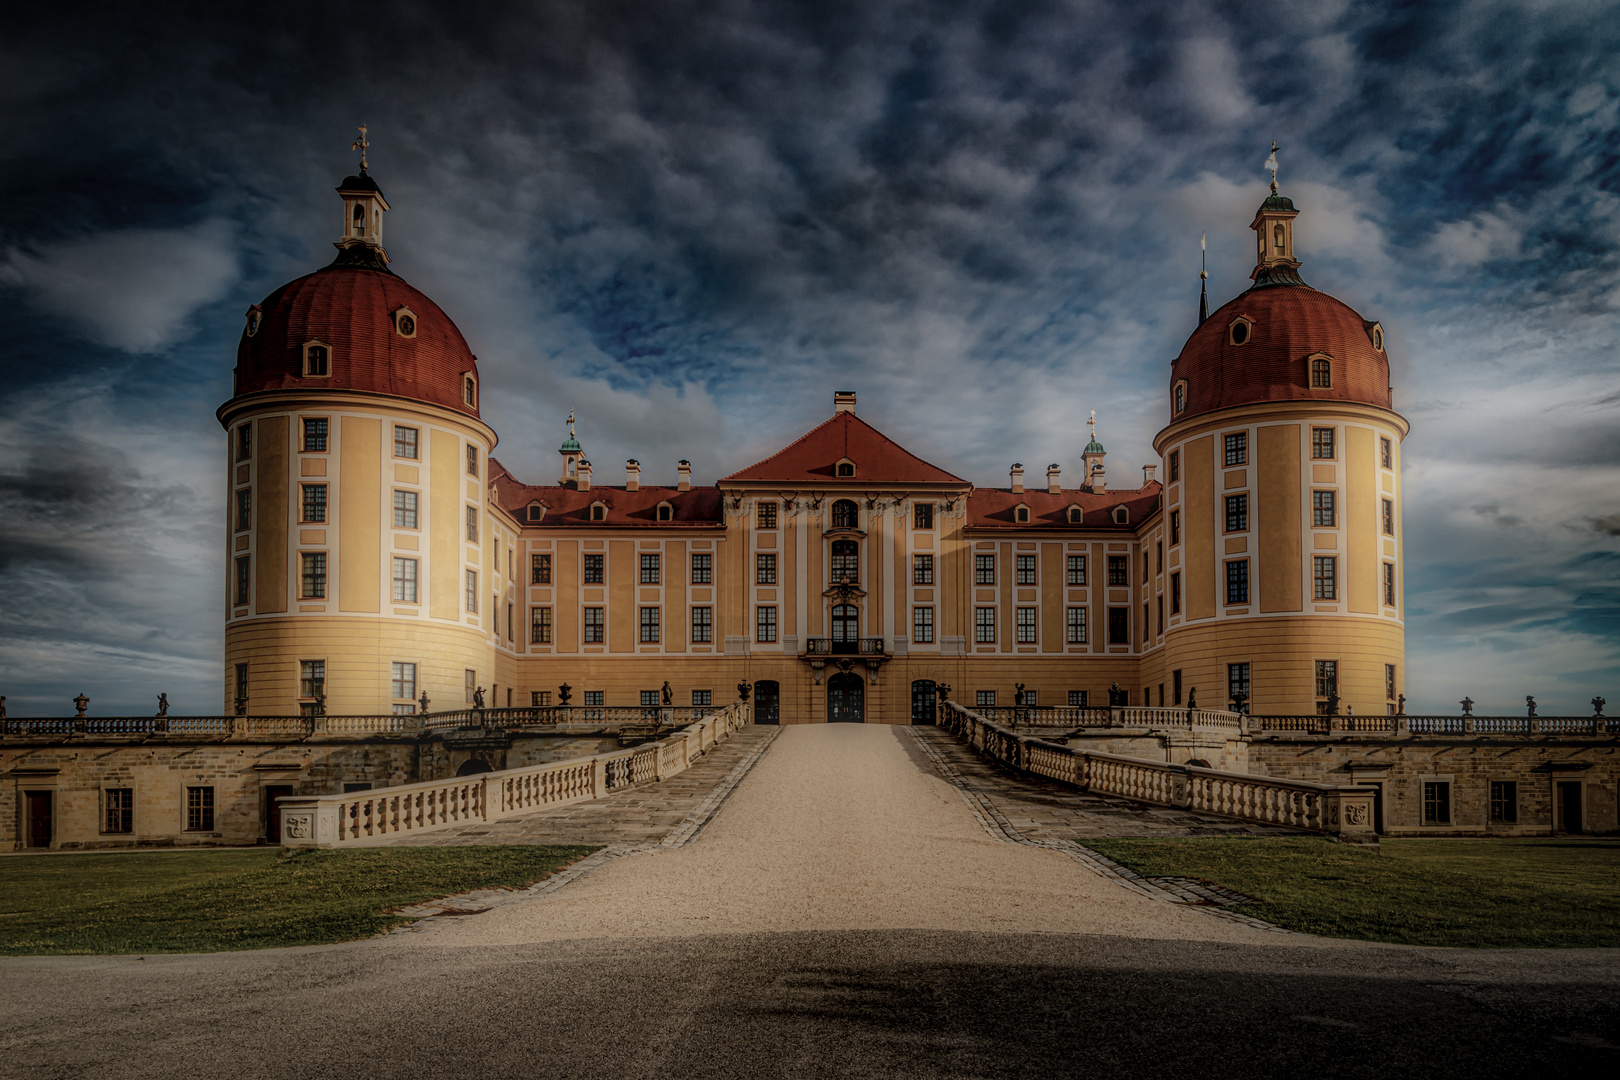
[827,672,865,723]
[25,791,51,848]
[754,680,780,724]
[911,680,937,725]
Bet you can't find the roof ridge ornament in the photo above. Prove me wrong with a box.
[352,123,371,175]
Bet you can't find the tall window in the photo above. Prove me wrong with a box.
[531,606,552,644]
[393,490,417,528]
[1066,555,1087,585]
[1066,607,1087,644]
[975,554,996,585]
[756,501,777,529]
[1224,432,1247,466]
[1313,556,1338,600]
[1225,493,1249,532]
[235,488,252,531]
[301,552,326,598]
[755,605,777,643]
[234,556,251,605]
[1314,660,1338,706]
[1226,560,1249,604]
[466,444,478,477]
[1107,607,1128,645]
[236,423,252,461]
[1423,781,1451,825]
[104,788,133,834]
[392,557,418,603]
[831,500,859,529]
[463,376,477,407]
[1169,510,1180,545]
[1382,499,1394,535]
[301,484,327,523]
[465,570,478,612]
[640,606,661,643]
[831,603,858,643]
[913,554,934,585]
[304,344,329,376]
[1016,607,1037,643]
[1227,662,1250,707]
[1012,555,1035,585]
[391,662,416,701]
[690,552,711,584]
[1172,669,1183,706]
[1381,437,1393,469]
[1385,663,1397,701]
[393,425,418,459]
[1310,357,1332,388]
[691,606,712,643]
[464,669,477,705]
[1156,541,1164,574]
[913,606,934,643]
[1311,427,1335,459]
[1383,563,1396,607]
[302,417,329,452]
[187,787,215,832]
[913,502,934,529]
[583,607,604,643]
[299,659,325,701]
[466,506,479,542]
[1490,781,1517,824]
[1312,490,1336,527]
[640,553,661,584]
[756,553,776,584]
[531,553,551,584]
[1170,571,1182,615]
[1106,556,1128,586]
[830,540,858,581]
[584,554,604,584]
[1168,450,1179,482]
[975,607,996,643]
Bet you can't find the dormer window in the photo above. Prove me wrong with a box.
[589,502,607,522]
[394,307,417,338]
[1369,322,1385,352]
[1173,379,1188,414]
[1112,506,1129,525]
[835,458,856,478]
[1309,354,1333,389]
[462,375,477,407]
[1067,506,1084,524]
[1014,504,1031,524]
[303,341,331,377]
[526,503,544,522]
[657,502,674,522]
[245,306,262,337]
[1228,317,1253,346]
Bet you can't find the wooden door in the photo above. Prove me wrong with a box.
[25,791,51,848]
[827,673,864,723]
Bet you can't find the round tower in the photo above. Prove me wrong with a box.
[1154,180,1407,717]
[217,155,502,717]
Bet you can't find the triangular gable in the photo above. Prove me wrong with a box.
[722,412,967,484]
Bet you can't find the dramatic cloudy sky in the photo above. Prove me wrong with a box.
[1,0,1616,715]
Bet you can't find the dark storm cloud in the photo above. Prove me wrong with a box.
[1,0,1618,711]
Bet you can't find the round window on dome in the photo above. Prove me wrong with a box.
[245,307,262,337]
[1229,318,1252,346]
[1369,323,1385,352]
[394,308,418,338]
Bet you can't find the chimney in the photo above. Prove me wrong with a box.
[1009,462,1024,495]
[676,460,691,492]
[625,459,641,492]
[577,459,592,492]
[1046,463,1061,494]
[833,390,857,414]
[1142,463,1157,486]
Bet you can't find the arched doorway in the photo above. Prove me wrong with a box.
[456,758,493,777]
[754,680,780,724]
[911,680,937,725]
[827,672,865,723]
[830,603,859,652]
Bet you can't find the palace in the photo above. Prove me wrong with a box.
[216,161,1406,726]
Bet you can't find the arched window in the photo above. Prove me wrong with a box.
[1273,223,1285,253]
[303,342,330,376]
[1014,505,1031,524]
[463,376,477,407]
[526,503,544,522]
[590,503,607,522]
[836,458,856,478]
[1310,356,1332,388]
[831,603,859,643]
[353,204,366,237]
[1173,380,1187,414]
[830,539,858,581]
[831,499,859,529]
[657,502,673,522]
[1112,506,1129,525]
[1067,506,1084,524]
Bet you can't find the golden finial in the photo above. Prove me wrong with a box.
[1088,409,1097,443]
[567,408,575,437]
[1264,141,1280,195]
[352,123,371,173]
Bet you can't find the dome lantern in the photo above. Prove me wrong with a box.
[1250,143,1304,289]
[334,124,391,268]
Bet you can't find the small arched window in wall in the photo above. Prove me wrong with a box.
[352,203,366,237]
[1067,506,1084,524]
[657,502,674,522]
[526,503,545,522]
[589,502,607,522]
[394,307,417,338]
[1112,506,1129,525]
[1228,317,1252,346]
[1273,223,1285,253]
[1173,380,1188,414]
[830,539,859,582]
[1310,355,1333,389]
[303,341,330,377]
[463,375,477,407]
[1014,504,1031,524]
[835,458,856,478]
[831,499,859,529]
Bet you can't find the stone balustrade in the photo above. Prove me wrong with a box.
[274,702,751,847]
[981,705,1244,730]
[1248,714,1617,736]
[941,701,1374,840]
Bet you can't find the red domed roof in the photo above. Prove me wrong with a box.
[230,262,479,418]
[1170,285,1390,423]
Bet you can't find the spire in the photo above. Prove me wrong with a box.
[1198,232,1209,324]
[1249,143,1306,289]
[333,125,391,269]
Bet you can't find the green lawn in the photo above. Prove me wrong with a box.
[0,845,597,955]
[1084,836,1620,948]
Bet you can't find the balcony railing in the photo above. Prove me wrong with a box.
[803,637,887,656]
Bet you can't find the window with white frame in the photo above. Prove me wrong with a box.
[1067,607,1087,644]
[392,557,418,603]
[1016,607,1037,643]
[975,607,996,643]
[1015,555,1036,585]
[391,662,416,701]
[913,606,934,643]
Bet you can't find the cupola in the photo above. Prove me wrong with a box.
[334,125,391,268]
[1081,410,1107,494]
[1250,142,1304,288]
[558,410,586,486]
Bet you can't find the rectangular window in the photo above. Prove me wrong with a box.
[465,569,478,613]
[234,555,251,605]
[1156,541,1164,575]
[1024,690,1037,707]
[1312,427,1335,460]
[641,690,659,708]
[584,691,604,707]
[975,607,996,643]
[584,553,605,584]
[1385,663,1397,701]
[302,417,328,453]
[186,787,215,832]
[1066,554,1087,586]
[531,553,551,584]
[530,606,552,644]
[1066,607,1087,644]
[1168,450,1180,482]
[1107,607,1128,645]
[530,690,553,707]
[464,669,477,705]
[1382,499,1394,536]
[1170,572,1181,615]
[391,557,418,602]
[1169,510,1180,545]
[975,554,996,585]
[1143,551,1149,583]
[976,690,996,708]
[1156,594,1164,635]
[913,606,934,643]
[1172,669,1183,706]
[755,553,776,585]
[1380,436,1393,469]
[913,554,934,585]
[1423,781,1451,825]
[235,488,252,531]
[236,423,252,461]
[913,502,934,529]
[1315,659,1338,703]
[1015,555,1037,585]
[690,552,711,584]
[466,444,478,477]
[692,689,712,707]
[1224,432,1247,466]
[300,552,327,599]
[641,553,662,585]
[1107,556,1128,586]
[391,490,417,529]
[1490,780,1518,824]
[1228,662,1250,706]
[640,606,661,643]
[466,506,479,543]
[691,606,713,643]
[1225,493,1249,532]
[1313,556,1338,600]
[104,788,133,834]
[507,603,514,641]
[583,607,604,643]
[756,501,777,529]
[299,659,325,699]
[1069,690,1088,707]
[1312,490,1337,528]
[390,661,416,700]
[1383,563,1396,606]
[1226,559,1249,605]
[1143,602,1150,645]
[755,605,777,643]
[1016,607,1037,643]
[393,425,418,459]
[300,484,327,523]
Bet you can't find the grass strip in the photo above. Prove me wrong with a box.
[0,844,597,955]
[1084,836,1620,948]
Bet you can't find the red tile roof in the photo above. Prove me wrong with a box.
[722,412,967,485]
[490,460,723,527]
[966,485,1161,530]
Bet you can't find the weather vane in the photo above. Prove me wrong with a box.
[352,123,371,173]
[1265,141,1280,194]
[1087,409,1097,443]
[567,407,575,436]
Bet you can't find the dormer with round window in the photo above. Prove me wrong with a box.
[394,307,417,338]
[245,306,262,337]
[1228,316,1254,346]
[1368,322,1385,352]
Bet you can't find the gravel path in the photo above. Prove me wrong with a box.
[415,723,1289,947]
